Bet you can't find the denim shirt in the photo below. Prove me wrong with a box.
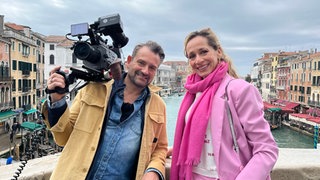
[86,78,148,180]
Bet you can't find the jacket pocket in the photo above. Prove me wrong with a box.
[148,113,165,124]
[148,113,165,151]
[74,94,105,133]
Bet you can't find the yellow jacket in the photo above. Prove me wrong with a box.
[42,80,168,179]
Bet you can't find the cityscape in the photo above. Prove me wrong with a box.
[1,14,320,179]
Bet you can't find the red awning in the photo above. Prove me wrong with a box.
[285,102,300,109]
[291,113,320,124]
[308,118,320,124]
[263,102,294,113]
[263,102,277,110]
[279,107,294,113]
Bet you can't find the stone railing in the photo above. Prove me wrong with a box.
[1,148,320,180]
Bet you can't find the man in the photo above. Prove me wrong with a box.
[42,41,168,179]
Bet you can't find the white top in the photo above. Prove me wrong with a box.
[185,92,219,178]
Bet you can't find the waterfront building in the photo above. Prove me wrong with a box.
[250,58,261,91]
[289,51,312,113]
[163,61,188,92]
[253,53,275,101]
[0,15,14,134]
[153,64,174,96]
[2,19,40,123]
[308,51,320,115]
[31,32,46,110]
[276,52,297,101]
[44,35,80,102]
[270,54,279,101]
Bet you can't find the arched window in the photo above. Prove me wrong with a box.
[1,87,4,104]
[50,55,55,64]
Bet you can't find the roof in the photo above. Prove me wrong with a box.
[290,113,320,124]
[5,23,26,31]
[268,108,282,112]
[285,102,300,109]
[21,122,44,131]
[163,61,188,66]
[45,35,74,47]
[263,101,294,113]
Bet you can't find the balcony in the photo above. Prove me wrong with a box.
[3,31,37,46]
[308,100,320,107]
[276,86,285,90]
[22,87,31,93]
[22,70,30,77]
[0,101,14,111]
[0,76,13,82]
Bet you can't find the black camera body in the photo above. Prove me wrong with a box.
[71,13,128,72]
[47,14,128,94]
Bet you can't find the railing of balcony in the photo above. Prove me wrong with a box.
[276,86,285,90]
[0,101,14,109]
[308,100,320,106]
[0,76,13,82]
[22,70,30,76]
[22,87,31,93]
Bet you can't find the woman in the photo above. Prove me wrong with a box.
[170,28,278,180]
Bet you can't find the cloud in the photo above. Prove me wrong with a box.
[1,0,319,76]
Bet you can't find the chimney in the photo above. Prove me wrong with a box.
[0,15,4,35]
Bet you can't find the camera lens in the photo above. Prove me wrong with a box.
[74,42,101,63]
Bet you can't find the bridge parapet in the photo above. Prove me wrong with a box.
[1,148,320,180]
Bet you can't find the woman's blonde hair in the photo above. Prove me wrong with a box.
[184,28,238,78]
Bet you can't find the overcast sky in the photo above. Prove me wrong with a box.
[1,0,320,76]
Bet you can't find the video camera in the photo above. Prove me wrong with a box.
[47,14,129,94]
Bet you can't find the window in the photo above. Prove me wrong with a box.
[12,60,17,70]
[18,79,21,91]
[50,44,55,50]
[50,55,55,64]
[22,44,30,56]
[307,87,311,95]
[11,41,15,51]
[12,79,16,91]
[5,44,9,53]
[309,73,311,82]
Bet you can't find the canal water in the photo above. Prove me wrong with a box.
[164,95,314,148]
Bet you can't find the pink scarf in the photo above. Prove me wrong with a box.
[171,61,228,180]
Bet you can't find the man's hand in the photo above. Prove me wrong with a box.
[47,66,68,102]
[141,171,160,180]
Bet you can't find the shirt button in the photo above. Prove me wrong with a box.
[91,147,95,151]
[82,168,87,172]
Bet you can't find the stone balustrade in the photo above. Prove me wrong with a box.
[1,148,320,180]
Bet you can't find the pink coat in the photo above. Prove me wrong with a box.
[209,74,278,179]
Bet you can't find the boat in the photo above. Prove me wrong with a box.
[270,124,278,130]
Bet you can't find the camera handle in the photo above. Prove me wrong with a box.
[45,70,73,95]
